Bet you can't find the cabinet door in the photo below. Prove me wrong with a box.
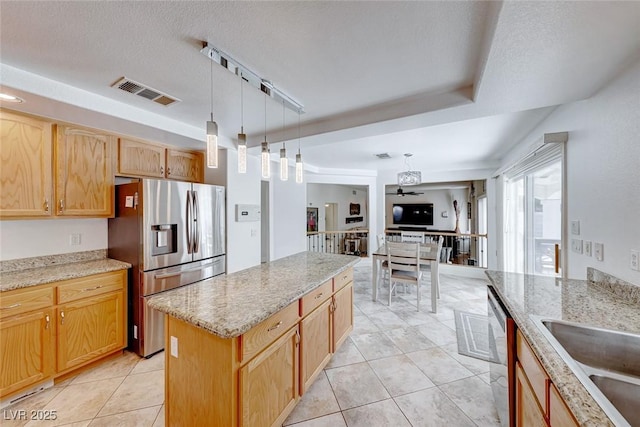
[0,309,54,398]
[332,282,353,351]
[166,149,203,182]
[118,138,165,178]
[300,299,332,394]
[55,125,115,217]
[240,326,299,427]
[0,110,53,217]
[516,362,547,427]
[549,383,578,427]
[57,291,125,372]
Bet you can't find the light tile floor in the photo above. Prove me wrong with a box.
[1,259,499,427]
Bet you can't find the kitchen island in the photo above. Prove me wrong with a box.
[148,251,359,427]
[486,268,640,426]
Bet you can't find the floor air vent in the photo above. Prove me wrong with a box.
[112,77,180,106]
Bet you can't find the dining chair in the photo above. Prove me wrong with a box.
[385,241,423,310]
[376,233,389,284]
[419,236,444,299]
[400,231,425,243]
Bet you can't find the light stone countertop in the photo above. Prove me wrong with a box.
[485,269,640,427]
[0,259,132,292]
[148,251,360,338]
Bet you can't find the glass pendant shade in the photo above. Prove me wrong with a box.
[295,152,303,183]
[280,148,288,181]
[237,132,247,173]
[206,119,218,168]
[261,141,270,178]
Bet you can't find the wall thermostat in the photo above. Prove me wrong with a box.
[235,204,260,222]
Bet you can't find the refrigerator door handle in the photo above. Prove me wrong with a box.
[186,190,193,254]
[193,190,200,253]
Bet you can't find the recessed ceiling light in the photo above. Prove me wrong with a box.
[0,93,25,103]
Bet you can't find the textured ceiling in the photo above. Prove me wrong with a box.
[1,1,639,175]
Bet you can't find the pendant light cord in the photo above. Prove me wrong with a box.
[264,91,267,142]
[240,75,244,133]
[210,58,214,121]
[282,100,286,149]
[297,112,301,154]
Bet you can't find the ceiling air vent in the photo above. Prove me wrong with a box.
[375,153,392,159]
[111,77,181,106]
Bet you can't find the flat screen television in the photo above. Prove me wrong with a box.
[392,203,434,226]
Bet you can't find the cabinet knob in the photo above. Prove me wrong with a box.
[160,166,164,175]
[167,167,171,175]
[60,311,65,325]
[59,199,65,213]
[45,314,50,329]
[267,321,283,332]
[44,199,49,212]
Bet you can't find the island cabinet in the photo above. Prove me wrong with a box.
[515,330,578,427]
[0,110,115,219]
[0,270,127,399]
[163,266,355,427]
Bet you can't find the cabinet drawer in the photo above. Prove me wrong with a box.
[0,287,54,319]
[300,280,332,317]
[241,301,299,364]
[517,330,549,415]
[333,268,353,292]
[57,271,125,304]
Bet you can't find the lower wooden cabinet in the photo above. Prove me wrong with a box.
[516,361,546,426]
[0,308,54,397]
[0,270,127,399]
[57,291,125,372]
[240,326,300,427]
[332,282,353,351]
[300,298,332,394]
[549,384,579,427]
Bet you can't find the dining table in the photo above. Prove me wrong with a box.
[372,242,440,313]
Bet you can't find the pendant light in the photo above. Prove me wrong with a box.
[295,112,304,183]
[279,101,288,181]
[237,75,247,173]
[206,59,218,168]
[261,92,270,179]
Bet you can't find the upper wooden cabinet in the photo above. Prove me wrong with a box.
[118,138,203,182]
[55,125,115,217]
[0,110,53,217]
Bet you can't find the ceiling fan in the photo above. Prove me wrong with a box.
[386,186,424,197]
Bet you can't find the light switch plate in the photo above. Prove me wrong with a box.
[571,239,583,254]
[571,220,580,235]
[594,243,604,261]
[584,241,592,257]
[631,250,639,271]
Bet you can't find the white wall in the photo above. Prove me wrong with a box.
[307,184,368,231]
[0,218,107,260]
[270,167,307,260]
[493,57,640,283]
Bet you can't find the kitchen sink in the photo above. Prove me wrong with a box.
[531,316,640,427]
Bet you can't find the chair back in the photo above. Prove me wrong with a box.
[401,231,424,243]
[386,241,421,275]
[376,233,386,248]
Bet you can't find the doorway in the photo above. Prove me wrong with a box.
[325,203,337,232]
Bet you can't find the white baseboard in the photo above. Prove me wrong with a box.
[0,380,54,410]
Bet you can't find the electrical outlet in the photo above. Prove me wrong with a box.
[631,250,640,271]
[69,233,81,246]
[571,239,583,254]
[584,241,592,257]
[571,220,580,235]
[594,242,604,261]
[170,336,179,358]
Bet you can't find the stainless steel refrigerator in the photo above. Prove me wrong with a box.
[108,179,225,357]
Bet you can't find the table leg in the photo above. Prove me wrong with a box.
[372,256,379,302]
[431,260,437,313]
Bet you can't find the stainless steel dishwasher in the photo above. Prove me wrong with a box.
[488,285,515,427]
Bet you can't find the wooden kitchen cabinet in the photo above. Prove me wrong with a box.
[54,125,115,217]
[0,110,53,218]
[0,308,54,398]
[118,138,203,182]
[240,325,299,427]
[0,270,127,399]
[117,138,165,178]
[299,298,332,394]
[516,361,547,426]
[332,281,353,351]
[166,149,203,182]
[550,383,579,427]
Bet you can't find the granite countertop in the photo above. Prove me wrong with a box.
[485,269,640,427]
[148,251,360,339]
[0,250,131,292]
